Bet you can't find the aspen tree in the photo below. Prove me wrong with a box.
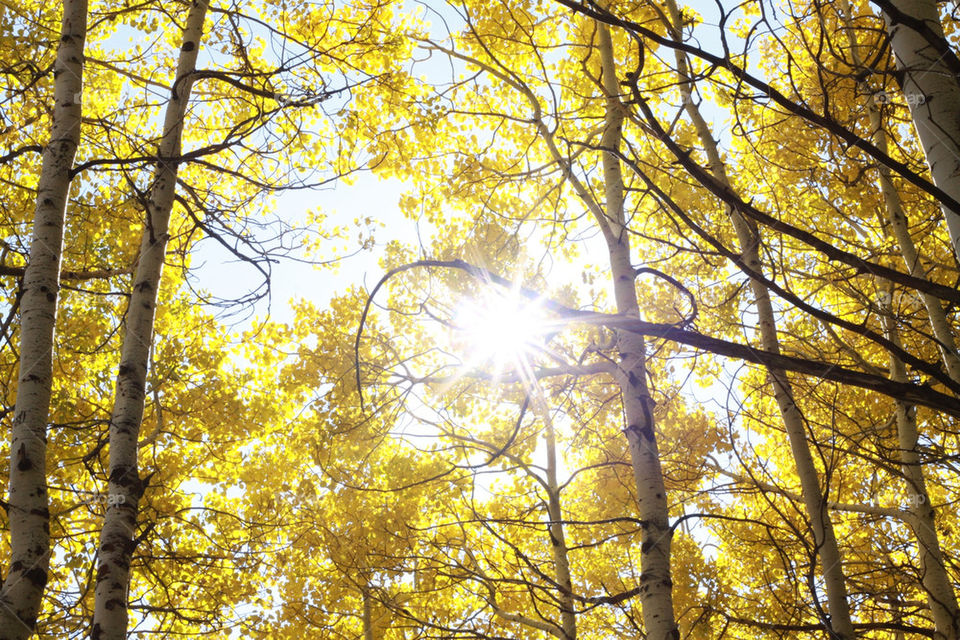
[879,0,960,259]
[0,1,87,636]
[658,1,856,636]
[92,1,207,637]
[839,1,960,636]
[594,23,678,639]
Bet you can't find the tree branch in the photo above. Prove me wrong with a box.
[358,260,960,418]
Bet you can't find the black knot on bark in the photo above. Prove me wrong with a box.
[24,565,47,589]
[109,465,138,487]
[16,443,32,470]
[626,423,655,441]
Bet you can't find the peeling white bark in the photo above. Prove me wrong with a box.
[882,0,960,259]
[91,2,207,638]
[0,1,87,637]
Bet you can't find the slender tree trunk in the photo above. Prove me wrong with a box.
[0,1,87,637]
[506,17,678,638]
[881,0,960,259]
[362,585,375,640]
[877,279,960,640]
[838,0,960,383]
[539,401,576,640]
[840,4,960,635]
[662,2,855,636]
[91,3,206,638]
[597,23,678,640]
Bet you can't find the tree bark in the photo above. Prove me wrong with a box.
[881,0,960,259]
[363,584,375,640]
[841,4,960,635]
[539,401,577,640]
[838,0,960,383]
[662,2,854,636]
[877,279,960,640]
[597,23,678,640]
[0,0,87,637]
[91,2,207,638]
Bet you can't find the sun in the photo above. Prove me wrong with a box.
[454,288,550,371]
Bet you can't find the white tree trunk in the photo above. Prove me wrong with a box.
[663,2,855,636]
[540,402,576,640]
[0,1,87,637]
[882,0,960,259]
[495,18,678,638]
[597,24,679,640]
[842,4,960,635]
[91,2,206,638]
[844,0,960,382]
[877,279,960,640]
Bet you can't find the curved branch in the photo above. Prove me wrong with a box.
[358,260,960,418]
[633,266,697,325]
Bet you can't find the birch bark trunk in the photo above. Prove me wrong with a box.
[363,585,375,640]
[662,2,854,636]
[91,2,207,638]
[881,0,960,259]
[0,1,87,637]
[489,17,679,638]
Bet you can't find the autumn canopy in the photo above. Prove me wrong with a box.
[1,0,960,638]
